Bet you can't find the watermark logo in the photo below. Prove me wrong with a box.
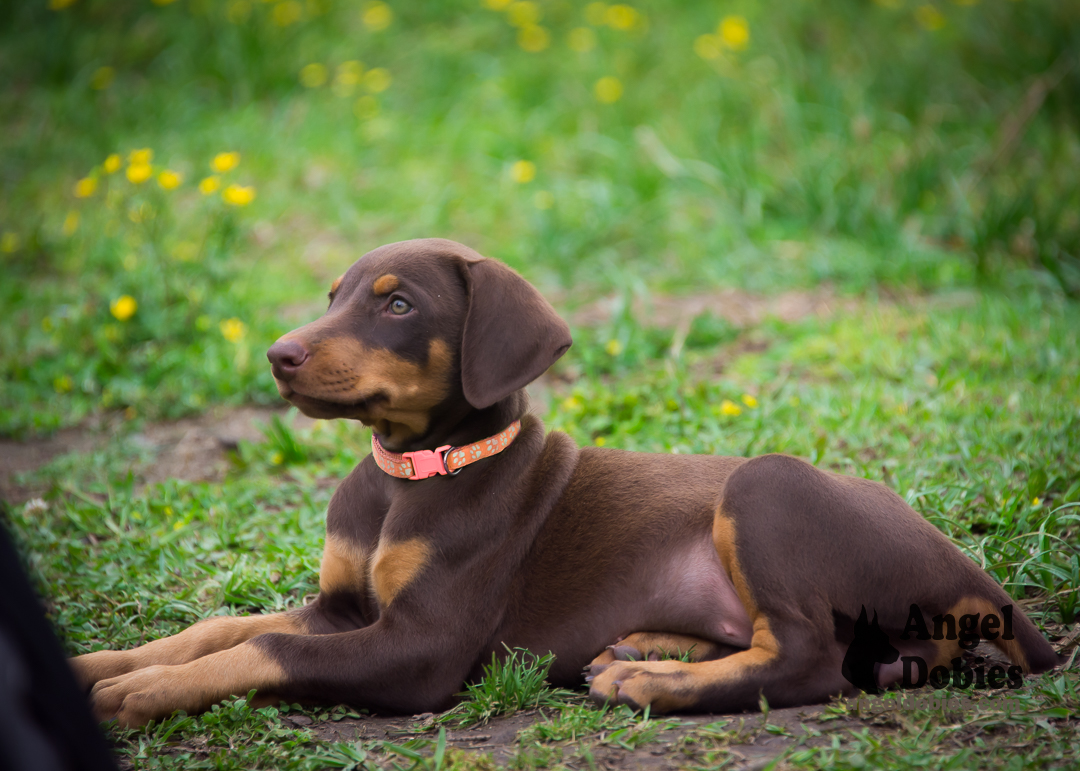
[842,604,1024,693]
[841,607,897,695]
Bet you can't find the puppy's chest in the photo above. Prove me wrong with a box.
[319,527,434,611]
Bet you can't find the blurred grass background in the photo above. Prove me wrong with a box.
[3,3,1079,764]
[1,0,1078,436]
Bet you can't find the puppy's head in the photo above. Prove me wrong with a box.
[267,238,571,447]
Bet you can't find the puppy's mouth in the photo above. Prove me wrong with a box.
[276,382,386,422]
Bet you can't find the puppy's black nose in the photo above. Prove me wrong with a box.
[267,339,309,379]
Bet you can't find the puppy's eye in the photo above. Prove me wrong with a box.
[389,298,413,315]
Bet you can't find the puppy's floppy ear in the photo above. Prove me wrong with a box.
[460,259,572,409]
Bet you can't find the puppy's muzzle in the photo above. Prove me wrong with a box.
[267,339,310,382]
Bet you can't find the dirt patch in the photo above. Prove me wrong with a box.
[300,703,838,770]
[0,405,312,505]
[0,426,101,504]
[572,287,855,330]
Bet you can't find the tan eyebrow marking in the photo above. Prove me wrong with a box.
[330,275,344,295]
[373,274,399,296]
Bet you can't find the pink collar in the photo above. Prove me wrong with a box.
[371,420,522,480]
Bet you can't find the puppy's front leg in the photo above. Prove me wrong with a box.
[90,637,291,727]
[71,611,304,692]
[90,616,471,727]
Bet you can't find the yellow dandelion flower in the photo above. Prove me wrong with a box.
[157,170,182,190]
[220,317,248,342]
[300,62,327,88]
[90,66,114,90]
[272,0,302,26]
[0,232,20,253]
[110,295,138,321]
[211,151,240,173]
[741,394,759,408]
[720,399,742,416]
[604,339,622,356]
[694,33,723,60]
[199,175,221,195]
[1032,497,1042,507]
[568,27,596,52]
[354,95,379,119]
[363,67,392,93]
[333,60,364,96]
[915,5,946,30]
[561,395,582,410]
[533,190,554,210]
[362,1,392,30]
[484,0,511,9]
[594,75,623,103]
[62,210,80,235]
[594,436,606,446]
[507,1,539,27]
[54,375,74,393]
[226,0,252,23]
[129,148,153,165]
[74,177,97,198]
[126,163,152,183]
[518,25,550,52]
[719,15,750,51]
[272,451,285,465]
[336,60,362,82]
[173,242,198,262]
[605,4,638,31]
[510,160,536,183]
[222,184,256,206]
[104,154,122,173]
[49,0,77,10]
[584,2,607,26]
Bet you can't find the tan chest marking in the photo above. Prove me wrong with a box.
[319,535,368,596]
[371,537,432,607]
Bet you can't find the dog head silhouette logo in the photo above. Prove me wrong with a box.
[842,606,900,694]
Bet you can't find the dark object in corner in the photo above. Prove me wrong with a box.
[0,513,117,771]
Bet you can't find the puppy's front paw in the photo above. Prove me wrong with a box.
[70,650,136,692]
[90,665,183,728]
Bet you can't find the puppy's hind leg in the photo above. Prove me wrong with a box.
[588,614,854,712]
[590,632,738,666]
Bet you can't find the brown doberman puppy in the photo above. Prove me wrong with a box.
[71,238,1061,726]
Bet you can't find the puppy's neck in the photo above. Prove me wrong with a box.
[375,390,530,454]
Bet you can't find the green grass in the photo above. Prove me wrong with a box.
[2,0,1079,768]
[439,647,579,728]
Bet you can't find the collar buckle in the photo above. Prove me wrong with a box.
[401,445,452,480]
